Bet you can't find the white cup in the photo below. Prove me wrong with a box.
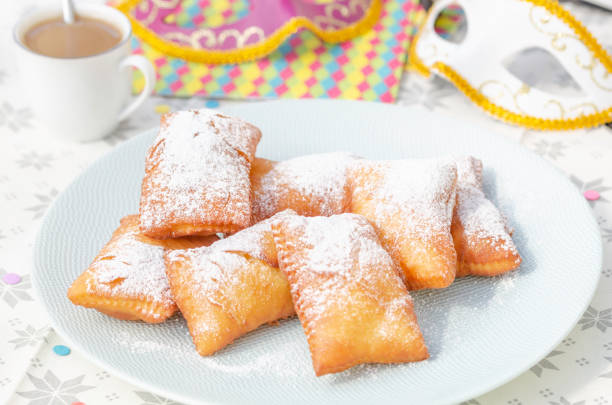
[13,4,155,142]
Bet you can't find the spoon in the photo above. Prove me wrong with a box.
[62,0,76,24]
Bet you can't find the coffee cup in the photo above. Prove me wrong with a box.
[13,4,155,142]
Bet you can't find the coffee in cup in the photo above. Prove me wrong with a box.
[23,16,122,59]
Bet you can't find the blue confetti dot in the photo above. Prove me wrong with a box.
[53,345,71,356]
[205,100,220,108]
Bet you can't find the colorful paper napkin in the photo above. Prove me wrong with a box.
[128,0,425,102]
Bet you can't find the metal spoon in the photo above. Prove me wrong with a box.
[62,0,76,24]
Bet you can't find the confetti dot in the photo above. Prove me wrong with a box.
[584,190,600,201]
[2,273,21,285]
[71,402,85,405]
[205,100,220,108]
[154,104,171,114]
[53,345,71,356]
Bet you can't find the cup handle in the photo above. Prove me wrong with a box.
[117,55,155,122]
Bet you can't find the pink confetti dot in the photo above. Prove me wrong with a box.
[2,273,21,285]
[584,190,600,201]
[71,402,85,405]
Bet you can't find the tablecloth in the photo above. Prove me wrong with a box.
[1,1,612,404]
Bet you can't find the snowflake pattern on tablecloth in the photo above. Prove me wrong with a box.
[549,397,585,405]
[578,306,612,333]
[530,350,564,377]
[8,324,49,349]
[16,152,54,171]
[29,358,42,369]
[539,388,555,398]
[0,102,33,133]
[16,371,94,404]
[594,396,609,405]
[105,392,120,401]
[570,177,611,207]
[601,228,612,243]
[0,377,11,388]
[25,189,58,219]
[0,269,33,308]
[531,140,566,160]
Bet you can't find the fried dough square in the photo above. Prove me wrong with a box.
[250,152,359,223]
[139,108,262,238]
[272,211,428,376]
[452,156,521,276]
[67,215,217,323]
[165,214,294,356]
[349,159,458,290]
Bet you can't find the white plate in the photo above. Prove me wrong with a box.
[33,100,602,405]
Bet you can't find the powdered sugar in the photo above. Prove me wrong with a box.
[277,212,393,275]
[166,232,294,349]
[351,159,457,270]
[87,224,171,306]
[196,324,310,377]
[169,249,250,330]
[209,216,276,264]
[455,156,517,254]
[140,109,261,233]
[252,152,359,221]
[166,211,291,269]
[274,212,414,330]
[363,159,456,236]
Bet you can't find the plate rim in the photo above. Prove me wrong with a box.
[32,100,603,405]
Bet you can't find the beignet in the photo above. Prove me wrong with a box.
[349,159,458,290]
[139,108,262,238]
[250,153,359,223]
[452,156,521,276]
[67,215,217,323]
[272,211,429,376]
[165,213,294,356]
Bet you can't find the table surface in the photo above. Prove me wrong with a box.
[1,1,612,404]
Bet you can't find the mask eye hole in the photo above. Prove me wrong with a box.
[503,47,585,97]
[433,3,467,44]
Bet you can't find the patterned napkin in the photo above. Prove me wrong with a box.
[127,0,425,102]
